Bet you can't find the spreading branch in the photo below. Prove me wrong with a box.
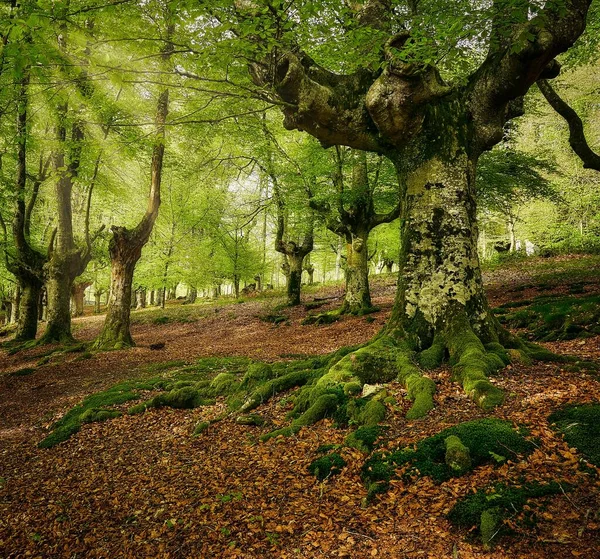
[537,79,600,171]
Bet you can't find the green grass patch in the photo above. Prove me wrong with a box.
[549,403,600,467]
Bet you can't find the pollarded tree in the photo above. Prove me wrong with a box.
[310,147,401,314]
[221,0,594,415]
[94,4,175,350]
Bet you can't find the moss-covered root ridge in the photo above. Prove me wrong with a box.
[445,316,507,410]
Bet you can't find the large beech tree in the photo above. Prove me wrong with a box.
[228,0,594,413]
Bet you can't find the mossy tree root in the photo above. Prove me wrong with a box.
[444,315,507,410]
[240,370,315,412]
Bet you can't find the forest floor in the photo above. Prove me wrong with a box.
[1,255,600,558]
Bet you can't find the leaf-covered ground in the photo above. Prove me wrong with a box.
[1,256,600,558]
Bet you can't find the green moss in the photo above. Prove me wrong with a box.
[80,408,122,423]
[39,378,168,448]
[241,363,274,388]
[261,393,339,441]
[362,419,533,491]
[549,403,600,466]
[308,452,346,481]
[498,294,600,342]
[236,414,265,426]
[329,337,398,385]
[444,435,471,474]
[448,481,564,545]
[418,339,445,370]
[343,381,362,396]
[302,312,340,326]
[193,421,210,436]
[241,370,314,412]
[210,373,240,395]
[480,508,501,549]
[357,399,386,426]
[345,426,384,453]
[8,367,36,377]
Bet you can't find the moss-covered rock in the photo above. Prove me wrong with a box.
[308,452,346,481]
[356,398,386,426]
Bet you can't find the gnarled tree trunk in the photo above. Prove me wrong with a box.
[343,229,372,314]
[94,27,173,350]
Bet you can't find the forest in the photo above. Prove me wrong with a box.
[0,0,599,557]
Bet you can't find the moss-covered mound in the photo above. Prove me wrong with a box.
[362,419,534,497]
[345,425,386,453]
[308,452,346,481]
[38,377,170,448]
[448,481,564,547]
[549,403,600,466]
[496,294,600,341]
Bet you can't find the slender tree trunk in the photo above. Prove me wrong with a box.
[71,281,91,317]
[508,216,517,252]
[187,286,197,303]
[94,290,103,313]
[136,288,146,309]
[93,26,173,349]
[149,290,155,306]
[341,229,372,314]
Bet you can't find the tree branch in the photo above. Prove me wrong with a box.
[538,79,600,171]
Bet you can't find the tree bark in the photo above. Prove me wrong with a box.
[71,281,91,317]
[342,229,372,314]
[94,233,138,349]
[136,288,146,309]
[16,282,41,341]
[10,285,20,323]
[94,289,103,314]
[286,254,304,306]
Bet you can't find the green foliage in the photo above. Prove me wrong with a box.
[549,403,600,466]
[308,452,346,481]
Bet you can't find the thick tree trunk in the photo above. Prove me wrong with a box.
[286,255,304,306]
[95,247,137,350]
[136,288,146,309]
[15,282,41,341]
[11,286,21,324]
[94,290,103,314]
[341,230,372,314]
[44,263,76,343]
[71,281,91,317]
